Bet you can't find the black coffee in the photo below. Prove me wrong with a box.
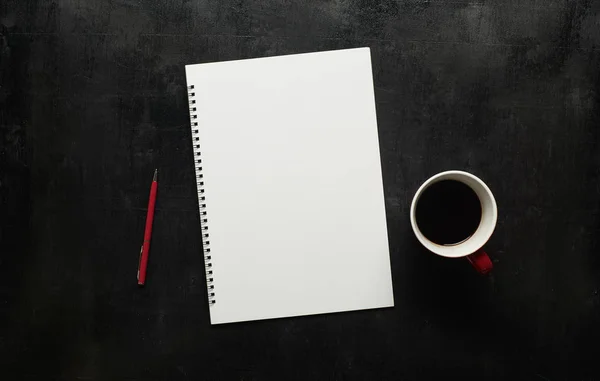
[415,180,482,245]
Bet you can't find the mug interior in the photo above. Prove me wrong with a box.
[410,171,497,258]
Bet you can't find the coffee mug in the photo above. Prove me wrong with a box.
[410,170,497,274]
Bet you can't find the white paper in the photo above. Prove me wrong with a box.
[185,48,394,324]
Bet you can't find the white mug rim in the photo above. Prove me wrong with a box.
[410,170,497,258]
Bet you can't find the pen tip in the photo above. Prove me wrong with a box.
[153,169,158,182]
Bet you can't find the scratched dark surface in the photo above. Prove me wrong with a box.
[1,0,600,380]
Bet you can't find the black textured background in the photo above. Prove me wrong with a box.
[2,1,600,380]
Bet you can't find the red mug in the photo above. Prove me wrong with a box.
[410,170,497,274]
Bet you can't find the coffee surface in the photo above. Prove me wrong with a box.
[415,180,482,245]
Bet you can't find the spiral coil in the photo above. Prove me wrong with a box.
[187,85,215,306]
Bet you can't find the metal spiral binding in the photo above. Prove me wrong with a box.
[187,84,215,306]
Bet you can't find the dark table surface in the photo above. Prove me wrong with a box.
[2,1,600,380]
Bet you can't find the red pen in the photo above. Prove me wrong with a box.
[138,169,158,286]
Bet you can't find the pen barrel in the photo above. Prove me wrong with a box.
[138,180,158,285]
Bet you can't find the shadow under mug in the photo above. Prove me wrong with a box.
[410,170,497,274]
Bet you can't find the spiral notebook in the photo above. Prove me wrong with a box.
[185,48,394,324]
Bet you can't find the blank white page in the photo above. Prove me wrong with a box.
[185,48,394,324]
